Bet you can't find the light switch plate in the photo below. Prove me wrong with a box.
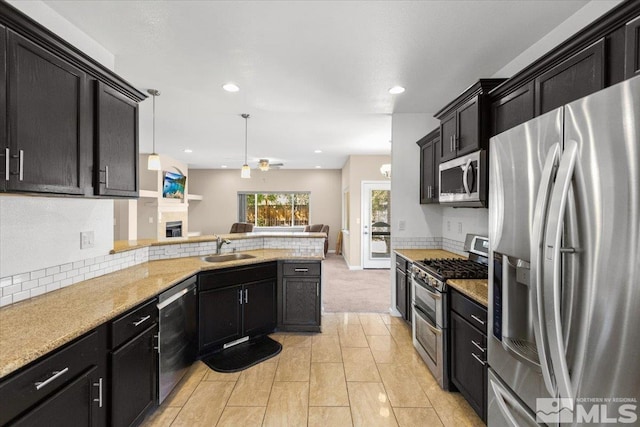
[80,231,95,249]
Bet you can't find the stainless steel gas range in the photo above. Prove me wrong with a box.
[411,235,489,390]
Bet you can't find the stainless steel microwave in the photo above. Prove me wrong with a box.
[438,150,487,207]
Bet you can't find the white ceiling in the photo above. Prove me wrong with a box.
[42,0,593,170]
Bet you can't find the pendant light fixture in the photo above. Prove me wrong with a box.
[147,89,161,171]
[241,113,251,179]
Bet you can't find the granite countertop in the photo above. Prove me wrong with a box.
[394,249,488,307]
[0,249,322,379]
[112,232,327,254]
[447,279,488,307]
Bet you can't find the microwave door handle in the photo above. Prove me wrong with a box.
[543,139,579,402]
[462,158,472,195]
[530,142,561,396]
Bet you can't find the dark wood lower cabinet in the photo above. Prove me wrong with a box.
[110,324,157,427]
[281,277,320,328]
[0,327,107,426]
[198,262,278,353]
[450,289,487,422]
[278,261,322,332]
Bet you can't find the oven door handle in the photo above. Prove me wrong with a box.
[413,305,442,336]
[413,278,441,300]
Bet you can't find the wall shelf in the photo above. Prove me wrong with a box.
[187,193,203,201]
[139,190,159,198]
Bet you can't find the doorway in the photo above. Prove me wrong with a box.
[361,181,391,269]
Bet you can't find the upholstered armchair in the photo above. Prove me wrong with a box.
[229,222,254,233]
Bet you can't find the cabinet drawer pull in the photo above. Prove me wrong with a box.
[294,268,309,272]
[132,315,151,327]
[3,148,8,181]
[471,340,485,353]
[472,352,486,366]
[34,367,69,390]
[470,314,485,325]
[93,377,103,408]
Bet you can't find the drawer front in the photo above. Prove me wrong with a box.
[282,262,321,277]
[111,298,158,349]
[199,262,277,291]
[450,288,487,334]
[0,328,102,425]
[395,255,408,273]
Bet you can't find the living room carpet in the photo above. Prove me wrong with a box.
[322,253,391,313]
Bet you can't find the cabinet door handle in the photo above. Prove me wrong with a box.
[470,314,485,325]
[454,134,459,150]
[316,282,319,297]
[93,377,103,408]
[10,150,24,181]
[450,135,454,152]
[3,148,8,181]
[132,315,151,327]
[105,165,109,188]
[471,340,485,353]
[34,367,69,390]
[294,268,309,272]
[472,352,486,366]
[154,333,160,352]
[239,289,243,304]
[244,289,248,304]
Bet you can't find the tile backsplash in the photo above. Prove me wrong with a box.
[0,236,325,307]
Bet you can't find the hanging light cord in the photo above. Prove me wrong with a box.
[244,115,248,164]
[152,93,156,153]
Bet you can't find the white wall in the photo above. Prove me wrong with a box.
[0,196,113,277]
[188,169,342,249]
[0,2,117,279]
[391,114,442,242]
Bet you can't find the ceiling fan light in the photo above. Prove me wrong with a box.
[148,153,161,171]
[241,164,251,178]
[258,159,270,171]
[389,86,405,94]
[223,83,240,92]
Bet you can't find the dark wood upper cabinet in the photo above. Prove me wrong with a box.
[0,3,145,197]
[417,128,439,204]
[6,29,91,195]
[626,15,640,78]
[435,79,505,162]
[0,25,6,190]
[95,82,139,197]
[490,81,535,136]
[535,38,605,115]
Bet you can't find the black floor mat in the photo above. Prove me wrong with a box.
[201,336,282,373]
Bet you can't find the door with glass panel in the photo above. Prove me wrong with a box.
[362,181,391,269]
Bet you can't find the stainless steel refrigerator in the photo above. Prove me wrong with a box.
[487,74,640,426]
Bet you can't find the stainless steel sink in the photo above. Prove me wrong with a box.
[201,253,256,263]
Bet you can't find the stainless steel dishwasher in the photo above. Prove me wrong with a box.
[156,275,197,403]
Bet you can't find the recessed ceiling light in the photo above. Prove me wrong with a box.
[221,165,228,168]
[222,83,240,92]
[183,148,193,153]
[389,86,405,94]
[314,150,322,154]
[315,165,322,169]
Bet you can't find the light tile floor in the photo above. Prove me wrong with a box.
[142,313,485,427]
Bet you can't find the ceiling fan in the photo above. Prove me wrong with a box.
[258,159,284,171]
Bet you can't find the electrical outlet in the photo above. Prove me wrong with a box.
[447,221,451,232]
[458,222,463,234]
[80,231,95,249]
[398,220,406,231]
[149,216,154,224]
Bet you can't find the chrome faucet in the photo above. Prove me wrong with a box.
[216,236,231,253]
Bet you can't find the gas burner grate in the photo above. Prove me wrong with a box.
[417,258,488,280]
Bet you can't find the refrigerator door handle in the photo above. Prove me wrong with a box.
[490,377,537,427]
[530,142,561,396]
[543,139,579,401]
